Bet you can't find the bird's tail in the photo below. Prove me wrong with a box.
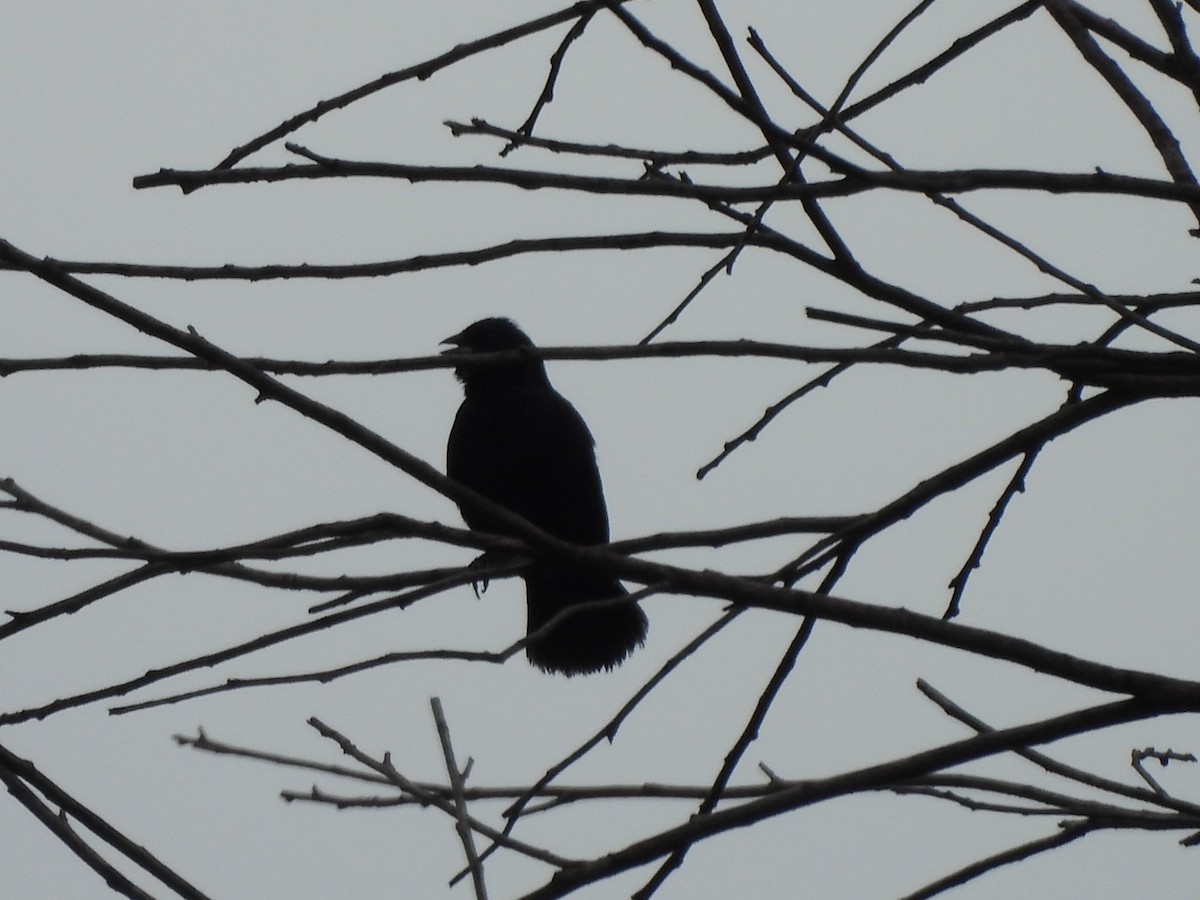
[523,566,647,676]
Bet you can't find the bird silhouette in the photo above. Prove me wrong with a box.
[443,318,647,675]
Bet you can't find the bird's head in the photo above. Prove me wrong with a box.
[441,317,534,353]
[441,317,543,386]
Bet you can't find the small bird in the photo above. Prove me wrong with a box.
[443,318,647,675]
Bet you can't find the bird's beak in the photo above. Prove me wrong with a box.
[440,330,467,354]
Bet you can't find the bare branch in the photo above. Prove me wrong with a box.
[431,699,489,900]
[212,0,638,170]
[0,743,214,900]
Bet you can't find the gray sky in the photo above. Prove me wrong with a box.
[3,1,1200,897]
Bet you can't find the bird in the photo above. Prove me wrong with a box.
[443,317,647,676]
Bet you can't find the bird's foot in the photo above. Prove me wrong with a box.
[463,551,526,598]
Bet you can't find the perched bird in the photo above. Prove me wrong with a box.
[443,318,647,675]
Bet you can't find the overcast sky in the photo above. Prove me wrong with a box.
[4,2,1200,897]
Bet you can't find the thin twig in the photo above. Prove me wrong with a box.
[504,10,596,155]
[431,698,488,900]
[944,449,1039,618]
[899,823,1094,900]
